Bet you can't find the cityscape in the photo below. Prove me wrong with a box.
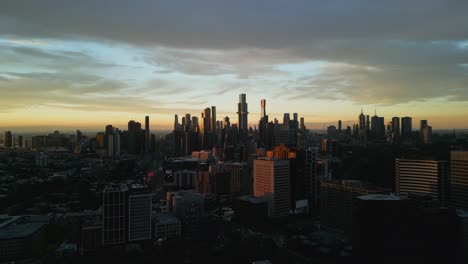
[1,1,468,264]
[1,94,468,263]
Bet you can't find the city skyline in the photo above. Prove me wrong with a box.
[2,2,468,263]
[1,1,468,130]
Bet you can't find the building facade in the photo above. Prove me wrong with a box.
[395,158,449,205]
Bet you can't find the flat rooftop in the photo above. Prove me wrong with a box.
[0,216,48,240]
[155,213,180,225]
[357,194,401,201]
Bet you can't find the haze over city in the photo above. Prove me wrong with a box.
[1,0,468,131]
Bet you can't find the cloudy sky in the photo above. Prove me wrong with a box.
[1,0,468,131]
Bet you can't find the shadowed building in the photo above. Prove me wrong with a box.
[450,151,468,210]
[237,94,248,131]
[395,158,449,206]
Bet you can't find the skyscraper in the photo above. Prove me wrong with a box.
[145,116,150,152]
[128,183,152,242]
[18,136,23,148]
[359,110,366,144]
[185,113,191,130]
[203,108,211,132]
[338,120,342,133]
[211,106,216,131]
[261,99,267,119]
[320,180,386,237]
[420,120,428,134]
[4,131,12,148]
[102,184,128,245]
[371,115,385,140]
[392,117,400,142]
[450,151,468,210]
[254,158,290,217]
[237,94,248,130]
[283,113,290,129]
[401,117,412,142]
[395,158,449,205]
[192,116,199,131]
[259,99,268,146]
[174,114,180,131]
[423,125,432,144]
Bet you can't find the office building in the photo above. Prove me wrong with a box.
[237,94,248,130]
[154,213,181,240]
[102,184,128,245]
[353,194,460,263]
[145,116,150,152]
[174,114,180,131]
[211,106,217,131]
[254,158,290,217]
[300,117,305,131]
[79,222,102,255]
[166,190,204,239]
[320,180,387,238]
[450,151,468,210]
[4,131,12,148]
[358,110,366,144]
[260,99,267,119]
[392,117,400,142]
[17,136,23,148]
[401,117,412,142]
[259,99,268,145]
[370,113,385,140]
[423,125,432,144]
[420,120,428,136]
[0,215,49,260]
[128,183,151,242]
[327,125,338,139]
[395,158,449,205]
[283,113,290,129]
[174,170,197,189]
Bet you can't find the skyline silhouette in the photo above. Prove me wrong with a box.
[1,1,468,129]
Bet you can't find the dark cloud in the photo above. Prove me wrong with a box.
[1,1,468,49]
[1,0,468,107]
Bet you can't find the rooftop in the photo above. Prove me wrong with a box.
[0,216,49,240]
[237,195,268,204]
[155,213,180,225]
[103,183,129,192]
[357,194,401,201]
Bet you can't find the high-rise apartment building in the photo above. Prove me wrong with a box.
[450,151,468,210]
[254,158,290,217]
[395,158,449,205]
